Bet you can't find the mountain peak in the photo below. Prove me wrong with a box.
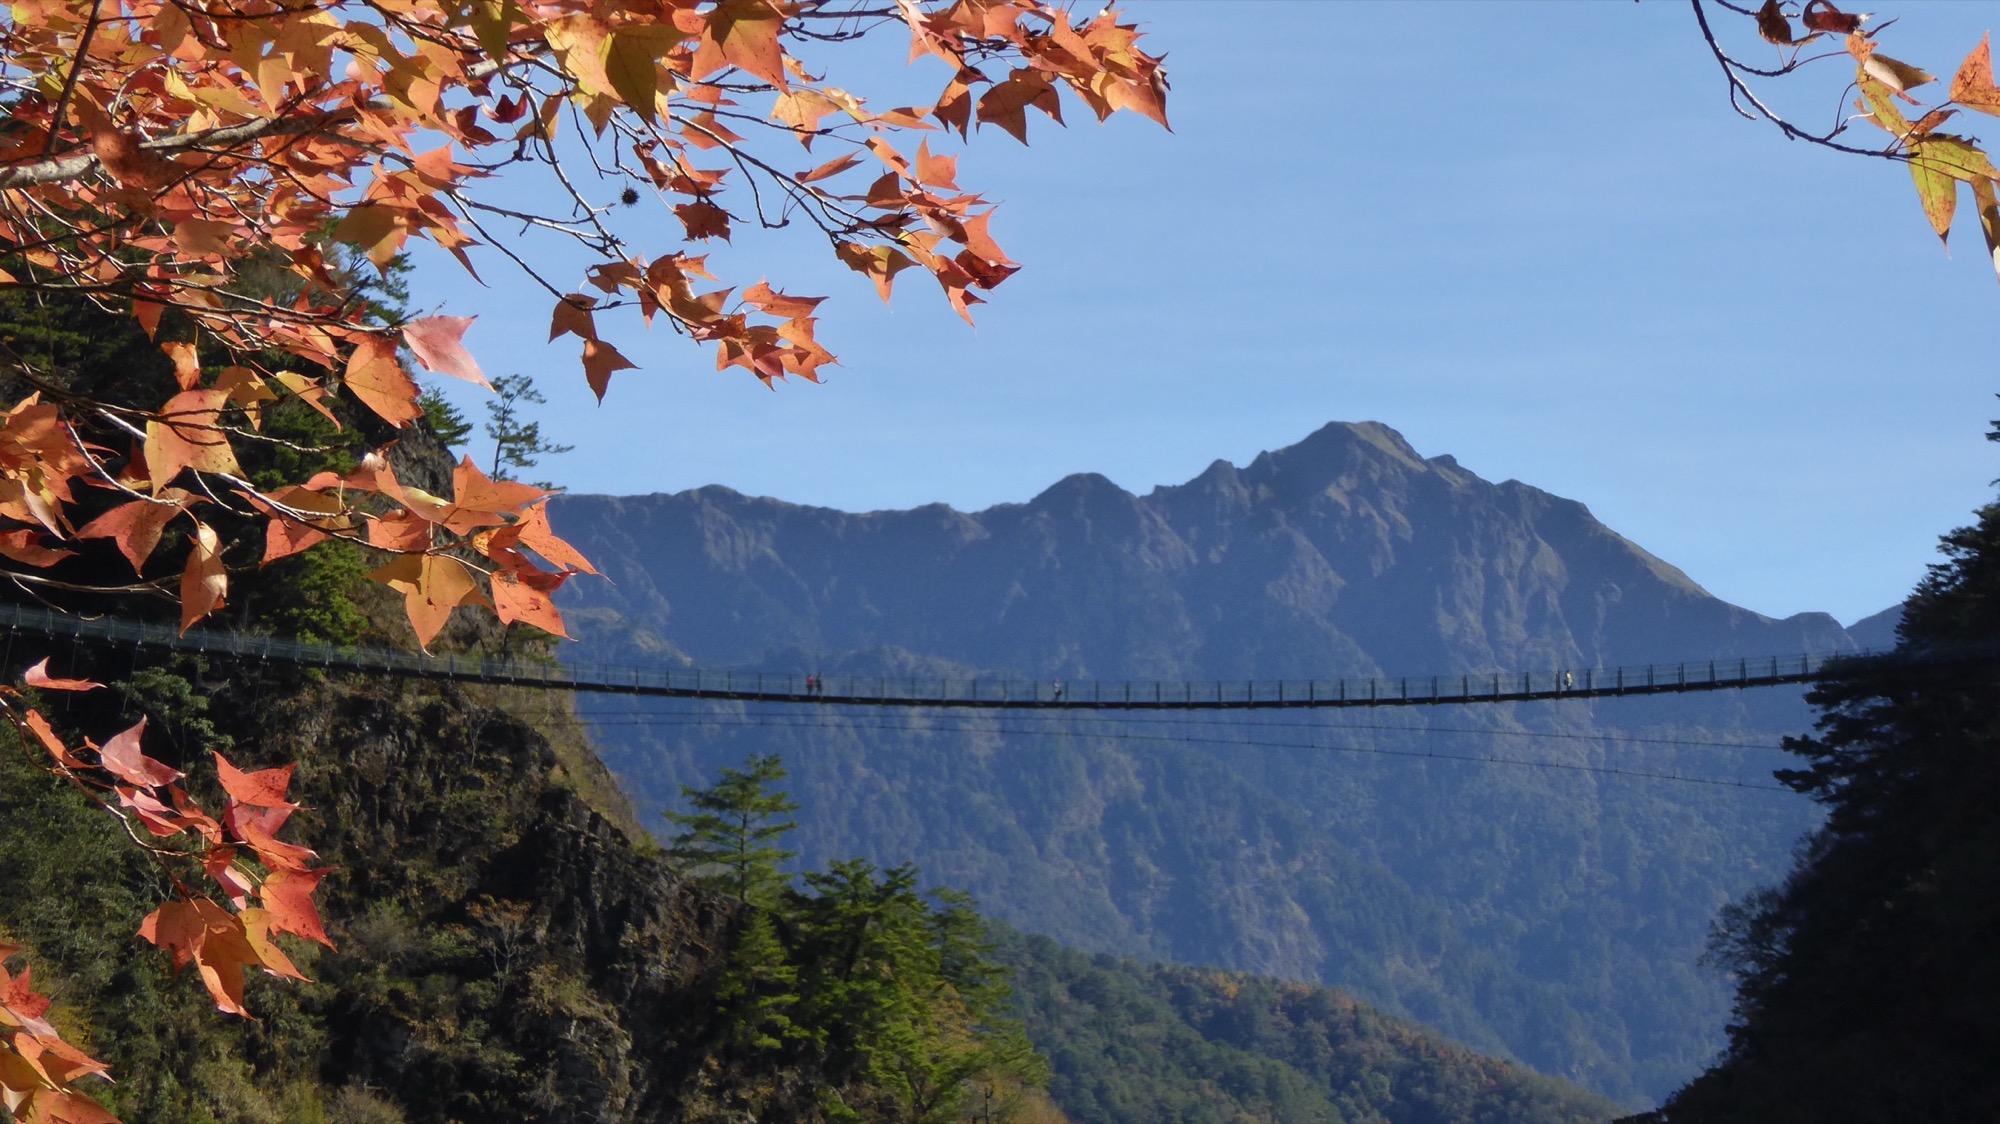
[1031,471,1128,502]
[1288,421,1428,470]
[1235,423,1442,496]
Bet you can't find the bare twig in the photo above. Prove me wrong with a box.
[1689,0,1899,160]
[44,0,106,158]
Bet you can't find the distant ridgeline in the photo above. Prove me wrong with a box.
[552,421,1886,1108]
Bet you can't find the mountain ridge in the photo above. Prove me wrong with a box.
[550,419,1855,1106]
[558,420,1851,679]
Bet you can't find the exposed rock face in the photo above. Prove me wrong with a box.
[551,421,1866,1106]
[224,672,740,1122]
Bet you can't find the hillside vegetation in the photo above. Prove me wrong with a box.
[1003,930,1622,1124]
[0,655,1620,1122]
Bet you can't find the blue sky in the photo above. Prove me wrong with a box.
[416,1,2000,626]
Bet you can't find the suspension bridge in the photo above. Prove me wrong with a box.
[0,601,1934,712]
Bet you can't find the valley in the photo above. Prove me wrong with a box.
[551,420,1874,1108]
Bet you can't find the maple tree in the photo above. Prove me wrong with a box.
[1697,0,2000,280]
[0,0,1167,1117]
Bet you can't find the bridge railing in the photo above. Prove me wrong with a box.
[0,599,1924,708]
[784,655,1832,705]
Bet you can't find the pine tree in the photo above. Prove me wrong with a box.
[670,756,1052,1121]
[715,908,804,1052]
[787,861,1046,1123]
[666,755,800,906]
[483,373,573,488]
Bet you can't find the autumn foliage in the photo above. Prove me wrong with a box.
[1707,1,2000,278]
[3,0,1998,1114]
[0,0,1166,1116]
[0,0,1167,649]
[0,660,332,1119]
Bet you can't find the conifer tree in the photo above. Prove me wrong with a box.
[483,374,574,488]
[787,860,1046,1123]
[666,755,800,906]
[1646,424,2000,1122]
[714,908,805,1053]
[668,756,1052,1121]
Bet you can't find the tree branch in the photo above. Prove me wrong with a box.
[0,108,358,190]
[1689,0,1898,160]
[44,0,106,158]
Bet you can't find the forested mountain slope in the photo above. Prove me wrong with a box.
[0,652,1618,1124]
[1002,929,1623,1124]
[552,421,1867,1106]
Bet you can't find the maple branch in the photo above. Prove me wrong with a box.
[1689,0,1900,160]
[214,424,348,457]
[534,110,626,253]
[44,0,106,158]
[63,419,172,506]
[187,469,240,514]
[718,137,869,235]
[0,108,358,190]
[450,207,569,301]
[3,568,173,596]
[454,195,614,242]
[88,407,146,443]
[792,2,901,18]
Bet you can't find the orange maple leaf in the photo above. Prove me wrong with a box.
[1952,32,2000,117]
[366,510,434,552]
[549,295,599,342]
[834,241,917,302]
[402,315,490,388]
[179,520,227,632]
[139,898,266,1017]
[145,390,241,491]
[977,70,1062,143]
[697,0,791,90]
[262,517,329,565]
[490,570,569,638]
[76,496,186,574]
[368,552,485,650]
[212,752,299,810]
[20,709,91,769]
[97,718,184,789]
[259,867,334,948]
[343,335,423,427]
[675,200,733,241]
[582,338,638,400]
[21,659,101,693]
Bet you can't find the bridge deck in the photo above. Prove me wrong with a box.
[0,602,1898,711]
